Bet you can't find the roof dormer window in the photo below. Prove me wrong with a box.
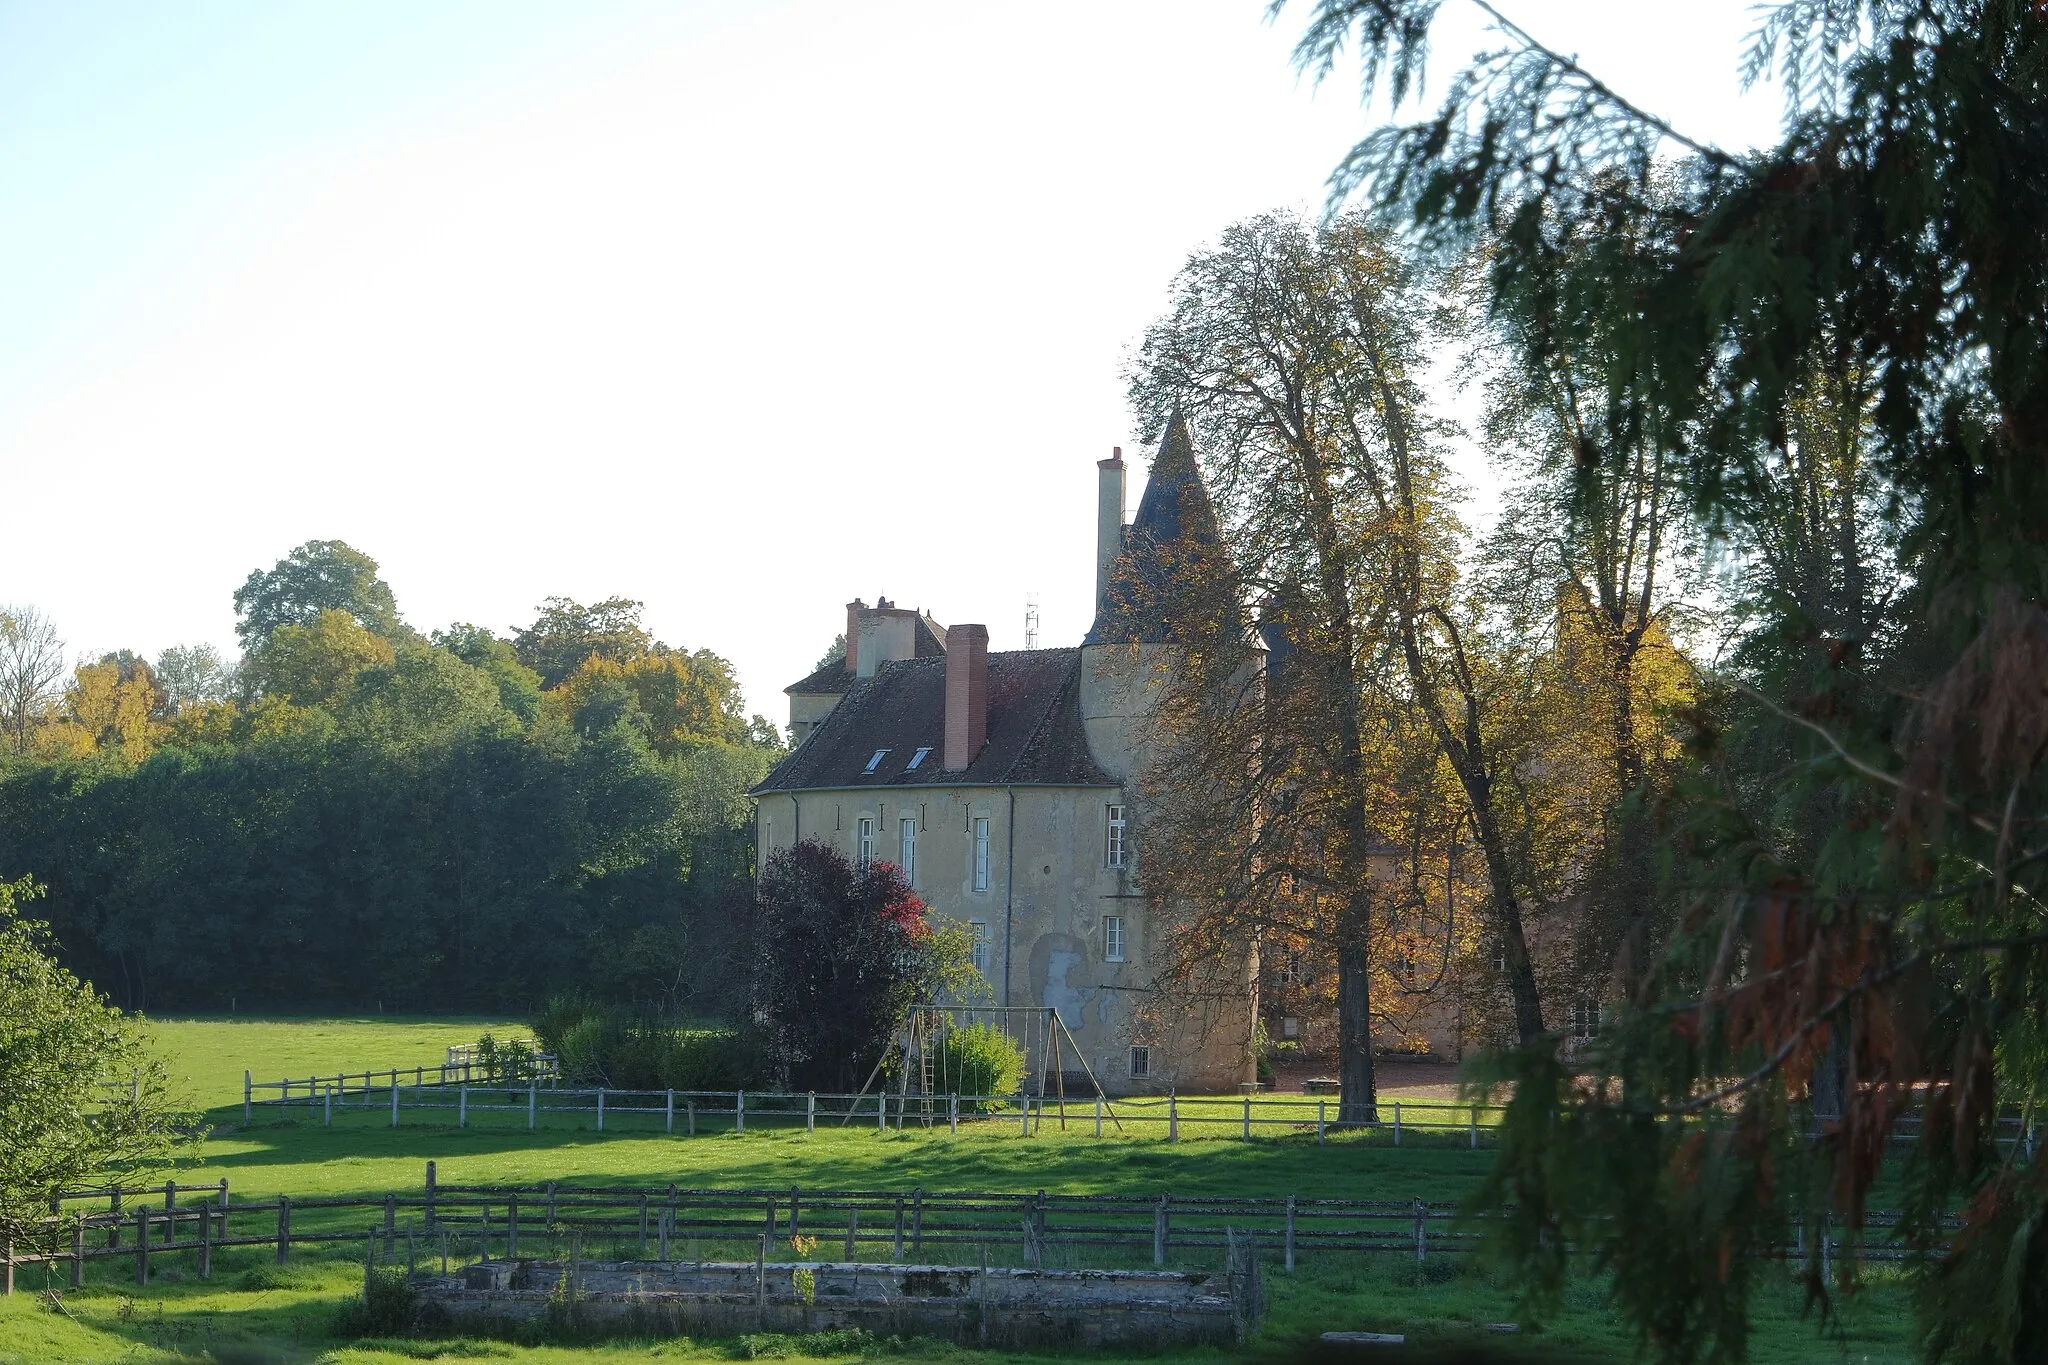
[906,746,932,770]
[864,749,890,773]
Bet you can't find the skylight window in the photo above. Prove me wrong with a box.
[906,746,933,770]
[864,749,890,773]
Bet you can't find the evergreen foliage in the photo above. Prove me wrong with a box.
[1283,0,2048,1358]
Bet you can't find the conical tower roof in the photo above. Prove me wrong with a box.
[1084,409,1225,645]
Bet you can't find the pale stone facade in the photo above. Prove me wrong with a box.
[750,428,1255,1094]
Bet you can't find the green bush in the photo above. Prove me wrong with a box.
[335,1266,419,1337]
[935,1022,1025,1098]
[534,997,766,1090]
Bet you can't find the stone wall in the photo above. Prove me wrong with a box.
[415,1257,1241,1349]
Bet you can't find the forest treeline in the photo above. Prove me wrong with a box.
[0,541,780,1014]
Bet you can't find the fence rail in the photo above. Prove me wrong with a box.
[239,1079,2044,1161]
[245,1080,1515,1143]
[4,1165,1960,1299]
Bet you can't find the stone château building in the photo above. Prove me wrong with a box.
[750,418,1254,1093]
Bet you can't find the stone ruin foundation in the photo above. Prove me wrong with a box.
[413,1256,1255,1348]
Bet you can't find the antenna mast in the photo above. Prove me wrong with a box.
[1024,593,1040,650]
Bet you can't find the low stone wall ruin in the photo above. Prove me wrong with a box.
[413,1256,1246,1348]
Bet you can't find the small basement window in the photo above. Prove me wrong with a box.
[906,746,932,769]
[864,749,890,773]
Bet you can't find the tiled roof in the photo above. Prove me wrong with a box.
[1085,409,1226,645]
[785,660,854,696]
[752,648,1113,793]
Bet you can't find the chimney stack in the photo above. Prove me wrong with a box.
[1096,449,1126,611]
[844,599,866,674]
[944,623,989,772]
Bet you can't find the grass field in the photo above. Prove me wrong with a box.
[0,1018,1919,1365]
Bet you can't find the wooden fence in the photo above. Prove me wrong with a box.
[5,1165,1959,1297]
[244,1080,1513,1144]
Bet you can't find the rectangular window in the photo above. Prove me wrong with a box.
[906,746,932,769]
[864,749,890,773]
[969,920,990,977]
[1279,951,1304,986]
[856,817,875,868]
[899,817,916,881]
[972,817,991,891]
[764,817,773,853]
[1104,915,1125,963]
[1129,1046,1150,1079]
[1572,999,1599,1040]
[1105,804,1127,868]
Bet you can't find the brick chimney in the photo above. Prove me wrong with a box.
[944,623,989,771]
[1096,448,1126,609]
[843,599,866,674]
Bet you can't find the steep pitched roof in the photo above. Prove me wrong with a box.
[1085,409,1226,645]
[752,647,1113,792]
[785,660,854,696]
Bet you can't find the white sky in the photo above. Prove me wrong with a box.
[0,1,1787,717]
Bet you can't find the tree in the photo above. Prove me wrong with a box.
[1288,0,2048,1357]
[0,605,65,756]
[433,624,544,721]
[244,608,396,709]
[0,877,192,1257]
[750,841,973,1092]
[42,657,162,764]
[1128,211,1549,1129]
[513,597,652,689]
[154,644,235,715]
[233,540,404,653]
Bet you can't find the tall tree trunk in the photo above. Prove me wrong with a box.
[1336,921,1379,1123]
[1470,800,1545,1042]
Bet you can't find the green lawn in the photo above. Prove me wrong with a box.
[0,1017,1919,1365]
[144,1016,529,1109]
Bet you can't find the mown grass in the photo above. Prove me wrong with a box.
[0,1017,1919,1365]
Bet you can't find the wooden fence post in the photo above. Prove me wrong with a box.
[878,1092,887,1133]
[687,1100,696,1137]
[508,1193,519,1259]
[949,1095,958,1135]
[390,1079,399,1128]
[736,1091,745,1133]
[276,1196,291,1265]
[425,1162,438,1231]
[324,1087,331,1127]
[1317,1101,1326,1145]
[1169,1092,1179,1143]
[1153,1193,1168,1266]
[1413,1198,1426,1265]
[1243,1095,1252,1141]
[528,1080,537,1131]
[1284,1195,1295,1272]
[1095,1097,1103,1137]
[893,1196,905,1261]
[596,1088,605,1133]
[656,1205,668,1261]
[243,1070,252,1125]
[71,1222,84,1289]
[134,1206,148,1284]
[1394,1102,1402,1145]
[459,1084,467,1128]
[912,1188,924,1259]
[1019,1089,1029,1135]
[807,1092,816,1134]
[666,1090,674,1134]
[384,1194,396,1256]
[844,1206,858,1262]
